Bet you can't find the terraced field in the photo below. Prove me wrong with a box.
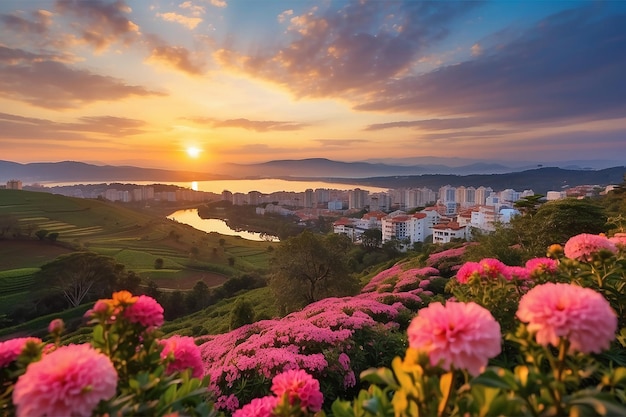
[0,189,273,294]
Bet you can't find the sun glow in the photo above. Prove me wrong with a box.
[186,147,202,158]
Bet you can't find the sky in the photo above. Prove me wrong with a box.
[1,0,625,171]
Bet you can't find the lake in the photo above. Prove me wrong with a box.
[167,209,280,242]
[43,178,389,194]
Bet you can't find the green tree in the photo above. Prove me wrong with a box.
[229,297,255,330]
[36,252,126,307]
[35,229,49,241]
[269,231,359,313]
[515,198,607,255]
[361,228,382,250]
[154,258,164,269]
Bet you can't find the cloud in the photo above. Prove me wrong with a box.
[157,12,203,29]
[209,0,227,8]
[355,6,626,127]
[189,117,307,132]
[54,0,140,52]
[314,139,369,147]
[0,47,163,109]
[0,112,148,140]
[145,39,207,75]
[0,9,52,35]
[215,1,482,97]
[179,1,207,16]
[365,118,482,131]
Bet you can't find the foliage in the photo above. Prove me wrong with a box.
[269,231,360,313]
[466,198,609,262]
[0,291,216,417]
[229,297,255,330]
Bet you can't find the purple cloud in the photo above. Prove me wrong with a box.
[0,46,163,109]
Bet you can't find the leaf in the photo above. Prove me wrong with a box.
[361,367,398,389]
[438,372,454,417]
[92,324,105,346]
[569,396,626,416]
[472,369,517,390]
[331,400,358,417]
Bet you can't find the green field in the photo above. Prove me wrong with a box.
[0,189,277,335]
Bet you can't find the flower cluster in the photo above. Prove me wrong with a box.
[234,369,323,417]
[200,292,414,412]
[0,291,211,417]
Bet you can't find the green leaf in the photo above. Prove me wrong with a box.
[361,367,398,389]
[569,396,626,416]
[472,369,517,390]
[92,324,105,346]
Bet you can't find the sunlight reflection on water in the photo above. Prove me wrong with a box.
[167,209,279,242]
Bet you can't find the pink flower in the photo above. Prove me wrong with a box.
[525,257,558,277]
[160,336,204,378]
[233,396,279,417]
[455,261,481,283]
[0,337,41,368]
[123,295,164,328]
[12,344,117,417]
[609,232,626,249]
[271,369,324,412]
[507,266,530,281]
[48,318,65,334]
[564,233,618,262]
[517,283,617,353]
[479,258,511,280]
[407,301,501,376]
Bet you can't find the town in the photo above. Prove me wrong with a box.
[3,178,616,248]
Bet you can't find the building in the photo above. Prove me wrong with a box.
[6,179,22,190]
[432,222,467,244]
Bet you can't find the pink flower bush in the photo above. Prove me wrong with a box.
[160,335,204,378]
[564,233,618,262]
[407,301,501,376]
[233,396,279,417]
[12,344,117,417]
[517,283,617,353]
[0,337,41,368]
[271,369,324,412]
[123,295,164,328]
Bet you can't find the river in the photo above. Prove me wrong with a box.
[167,208,280,242]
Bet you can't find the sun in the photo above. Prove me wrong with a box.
[186,147,202,158]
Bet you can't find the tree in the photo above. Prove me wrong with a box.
[269,231,359,313]
[229,297,255,330]
[35,229,49,241]
[514,194,545,217]
[361,228,382,250]
[514,198,607,255]
[154,258,164,269]
[36,252,125,308]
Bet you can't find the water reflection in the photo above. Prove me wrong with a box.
[167,209,279,242]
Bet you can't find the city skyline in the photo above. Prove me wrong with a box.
[1,1,625,170]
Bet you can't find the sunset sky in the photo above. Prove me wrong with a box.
[1,0,625,171]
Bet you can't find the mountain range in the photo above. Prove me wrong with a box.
[1,159,625,195]
[2,157,625,183]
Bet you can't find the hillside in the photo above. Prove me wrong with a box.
[0,189,276,337]
[328,166,626,195]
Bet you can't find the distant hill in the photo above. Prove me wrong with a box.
[329,166,626,195]
[0,160,231,183]
[1,160,624,194]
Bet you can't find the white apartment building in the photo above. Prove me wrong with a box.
[381,212,430,245]
[432,222,467,244]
